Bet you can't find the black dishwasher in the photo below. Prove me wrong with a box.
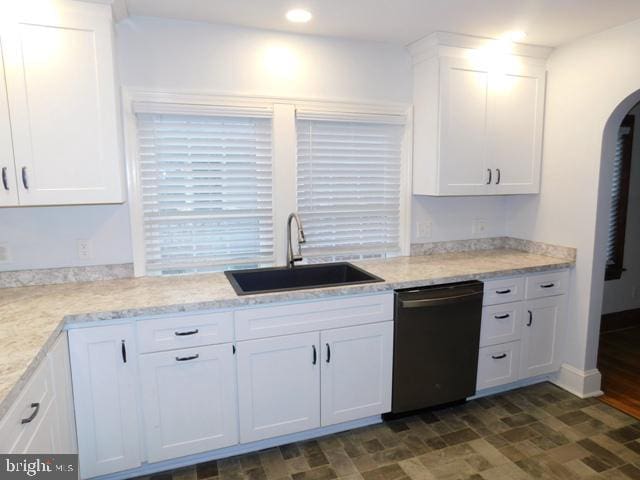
[390,281,483,414]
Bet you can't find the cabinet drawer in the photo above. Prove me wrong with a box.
[137,311,234,353]
[483,277,525,305]
[476,342,521,390]
[525,270,569,299]
[480,302,524,347]
[235,293,393,341]
[0,357,55,453]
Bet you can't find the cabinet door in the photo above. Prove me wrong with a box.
[237,332,320,443]
[68,325,141,478]
[321,322,393,426]
[487,66,545,194]
[0,37,18,207]
[438,57,490,195]
[2,5,124,205]
[140,344,239,462]
[521,296,565,378]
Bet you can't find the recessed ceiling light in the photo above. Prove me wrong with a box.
[286,9,312,23]
[507,31,527,42]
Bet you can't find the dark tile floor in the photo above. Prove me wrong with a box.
[132,383,640,480]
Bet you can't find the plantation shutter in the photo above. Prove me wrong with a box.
[296,114,404,260]
[135,110,273,275]
[606,115,635,280]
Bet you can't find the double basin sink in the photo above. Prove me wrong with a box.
[225,262,384,295]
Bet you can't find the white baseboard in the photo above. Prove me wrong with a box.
[470,374,553,399]
[94,416,382,480]
[551,364,603,398]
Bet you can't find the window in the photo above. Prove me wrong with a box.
[135,112,273,275]
[296,117,404,260]
[606,114,635,281]
[128,94,409,276]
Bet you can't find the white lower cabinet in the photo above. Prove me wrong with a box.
[521,296,565,378]
[477,270,568,392]
[237,332,321,443]
[69,325,142,479]
[0,333,76,455]
[321,322,393,426]
[139,344,238,462]
[477,342,521,390]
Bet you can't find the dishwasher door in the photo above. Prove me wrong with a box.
[392,281,483,414]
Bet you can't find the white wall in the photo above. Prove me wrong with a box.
[0,205,132,270]
[411,196,508,243]
[506,17,640,387]
[0,16,512,272]
[602,103,640,314]
[116,16,412,103]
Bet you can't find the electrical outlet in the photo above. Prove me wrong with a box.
[472,218,489,236]
[416,220,432,240]
[77,239,92,260]
[0,243,10,263]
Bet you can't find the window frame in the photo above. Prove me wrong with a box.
[605,114,635,281]
[123,90,412,276]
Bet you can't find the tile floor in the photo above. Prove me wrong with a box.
[132,382,640,480]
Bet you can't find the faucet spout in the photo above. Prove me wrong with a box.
[287,212,306,268]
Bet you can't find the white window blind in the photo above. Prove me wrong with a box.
[136,112,273,275]
[296,117,403,260]
[606,121,632,270]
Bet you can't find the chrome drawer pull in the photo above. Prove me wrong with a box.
[175,329,199,336]
[21,403,40,424]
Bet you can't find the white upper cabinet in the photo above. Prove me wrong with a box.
[0,38,18,207]
[411,33,550,196]
[0,1,125,206]
[438,58,491,195]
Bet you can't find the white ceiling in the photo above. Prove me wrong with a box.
[122,0,640,47]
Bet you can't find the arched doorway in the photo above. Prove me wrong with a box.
[591,90,640,417]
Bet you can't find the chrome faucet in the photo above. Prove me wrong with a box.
[286,212,306,268]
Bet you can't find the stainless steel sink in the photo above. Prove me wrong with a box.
[224,262,384,295]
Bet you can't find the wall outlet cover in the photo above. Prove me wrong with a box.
[415,220,432,240]
[77,239,92,260]
[0,243,10,263]
[472,218,488,236]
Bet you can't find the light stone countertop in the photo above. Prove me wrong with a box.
[0,248,574,420]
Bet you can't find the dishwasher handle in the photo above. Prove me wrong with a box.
[399,291,482,309]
